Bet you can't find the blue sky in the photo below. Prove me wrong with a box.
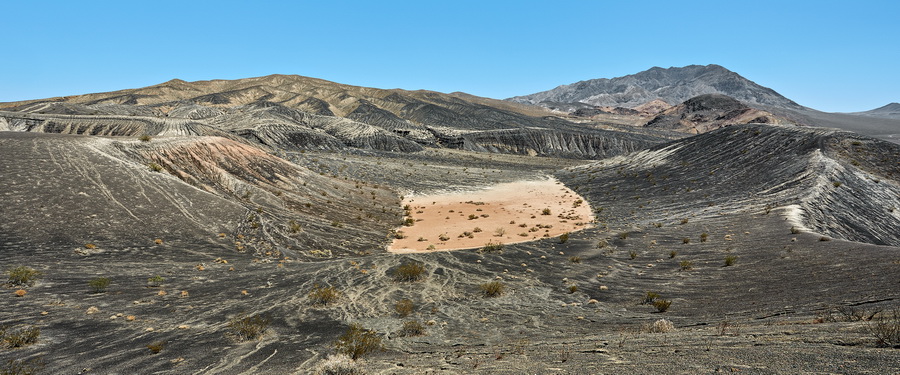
[1,0,897,112]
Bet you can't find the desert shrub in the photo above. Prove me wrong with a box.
[6,267,41,287]
[146,341,165,354]
[568,256,581,264]
[392,231,407,239]
[832,181,842,187]
[494,227,506,237]
[682,237,690,244]
[468,214,478,220]
[653,299,672,313]
[147,275,164,287]
[597,239,608,248]
[724,255,737,267]
[567,285,579,294]
[559,232,570,244]
[479,241,504,254]
[88,277,110,293]
[480,281,506,297]
[629,250,638,259]
[392,262,426,282]
[865,308,900,347]
[289,220,302,233]
[680,218,689,225]
[309,285,342,306]
[438,233,450,241]
[646,319,675,333]
[227,313,270,342]
[669,250,677,258]
[313,354,363,375]
[700,233,708,242]
[397,320,426,337]
[334,323,383,360]
[148,162,163,172]
[642,291,661,305]
[619,232,630,240]
[403,218,415,227]
[819,236,831,242]
[541,208,551,215]
[394,299,414,317]
[1,326,40,349]
[139,134,152,142]
[790,226,801,234]
[679,260,694,271]
[473,227,482,232]
[1,357,45,375]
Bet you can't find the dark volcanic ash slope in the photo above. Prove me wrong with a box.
[0,75,668,159]
[508,64,803,110]
[559,123,900,246]
[852,102,900,119]
[0,132,401,258]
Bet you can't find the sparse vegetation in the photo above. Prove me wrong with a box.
[680,218,689,225]
[669,250,677,258]
[397,320,426,337]
[643,291,661,305]
[395,299,414,317]
[227,313,270,342]
[629,250,638,259]
[865,308,900,347]
[88,277,110,293]
[289,220,302,233]
[653,299,672,312]
[148,162,163,172]
[0,357,45,375]
[679,260,694,271]
[308,285,342,306]
[1,325,41,349]
[334,323,383,360]
[392,262,426,282]
[682,237,690,244]
[724,255,737,266]
[147,275,164,287]
[146,341,165,354]
[700,232,708,242]
[493,227,506,237]
[568,256,581,264]
[790,226,801,234]
[645,319,675,333]
[567,285,579,294]
[619,232,630,240]
[559,232,570,244]
[479,241,504,254]
[6,266,41,287]
[139,134,152,142]
[480,281,506,297]
[541,208,551,215]
[313,354,363,375]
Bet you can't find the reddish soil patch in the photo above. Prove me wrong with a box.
[388,178,594,253]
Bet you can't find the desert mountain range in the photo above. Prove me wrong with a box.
[1,66,898,373]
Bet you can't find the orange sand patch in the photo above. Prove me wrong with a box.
[388,178,593,253]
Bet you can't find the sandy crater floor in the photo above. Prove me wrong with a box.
[388,178,594,253]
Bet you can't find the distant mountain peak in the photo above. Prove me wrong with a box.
[508,64,803,111]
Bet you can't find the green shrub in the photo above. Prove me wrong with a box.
[308,285,342,306]
[724,256,737,267]
[629,250,638,259]
[392,262,426,282]
[541,208,551,215]
[653,299,672,313]
[139,134,152,142]
[642,291,661,305]
[568,256,581,264]
[479,241,504,254]
[397,320,426,337]
[559,232,570,244]
[395,299,414,317]
[89,277,110,293]
[682,237,690,244]
[334,323,383,360]
[679,260,694,271]
[6,266,42,287]
[480,281,506,297]
[227,313,270,342]
[146,341,165,354]
[567,285,579,294]
[669,250,677,258]
[147,275,164,287]
[148,162,163,172]
[403,217,415,226]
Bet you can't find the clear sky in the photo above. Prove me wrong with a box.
[1,0,897,112]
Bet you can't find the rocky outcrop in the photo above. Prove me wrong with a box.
[645,94,783,133]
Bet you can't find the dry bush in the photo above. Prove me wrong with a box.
[645,319,675,333]
[866,308,900,348]
[313,354,364,375]
[479,241,504,254]
[559,232,570,244]
[724,256,737,267]
[679,260,694,271]
[1,326,40,349]
[653,299,672,313]
[394,299,414,317]
[480,281,506,297]
[309,285,342,306]
[146,341,165,354]
[392,262,426,282]
[5,267,41,287]
[568,256,581,264]
[227,313,270,342]
[334,323,383,360]
[1,357,45,375]
[541,208,551,215]
[397,320,426,337]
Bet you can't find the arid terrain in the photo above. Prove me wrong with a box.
[1,69,898,374]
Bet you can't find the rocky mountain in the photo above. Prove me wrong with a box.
[507,64,803,110]
[0,75,668,159]
[853,102,900,119]
[645,94,783,133]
